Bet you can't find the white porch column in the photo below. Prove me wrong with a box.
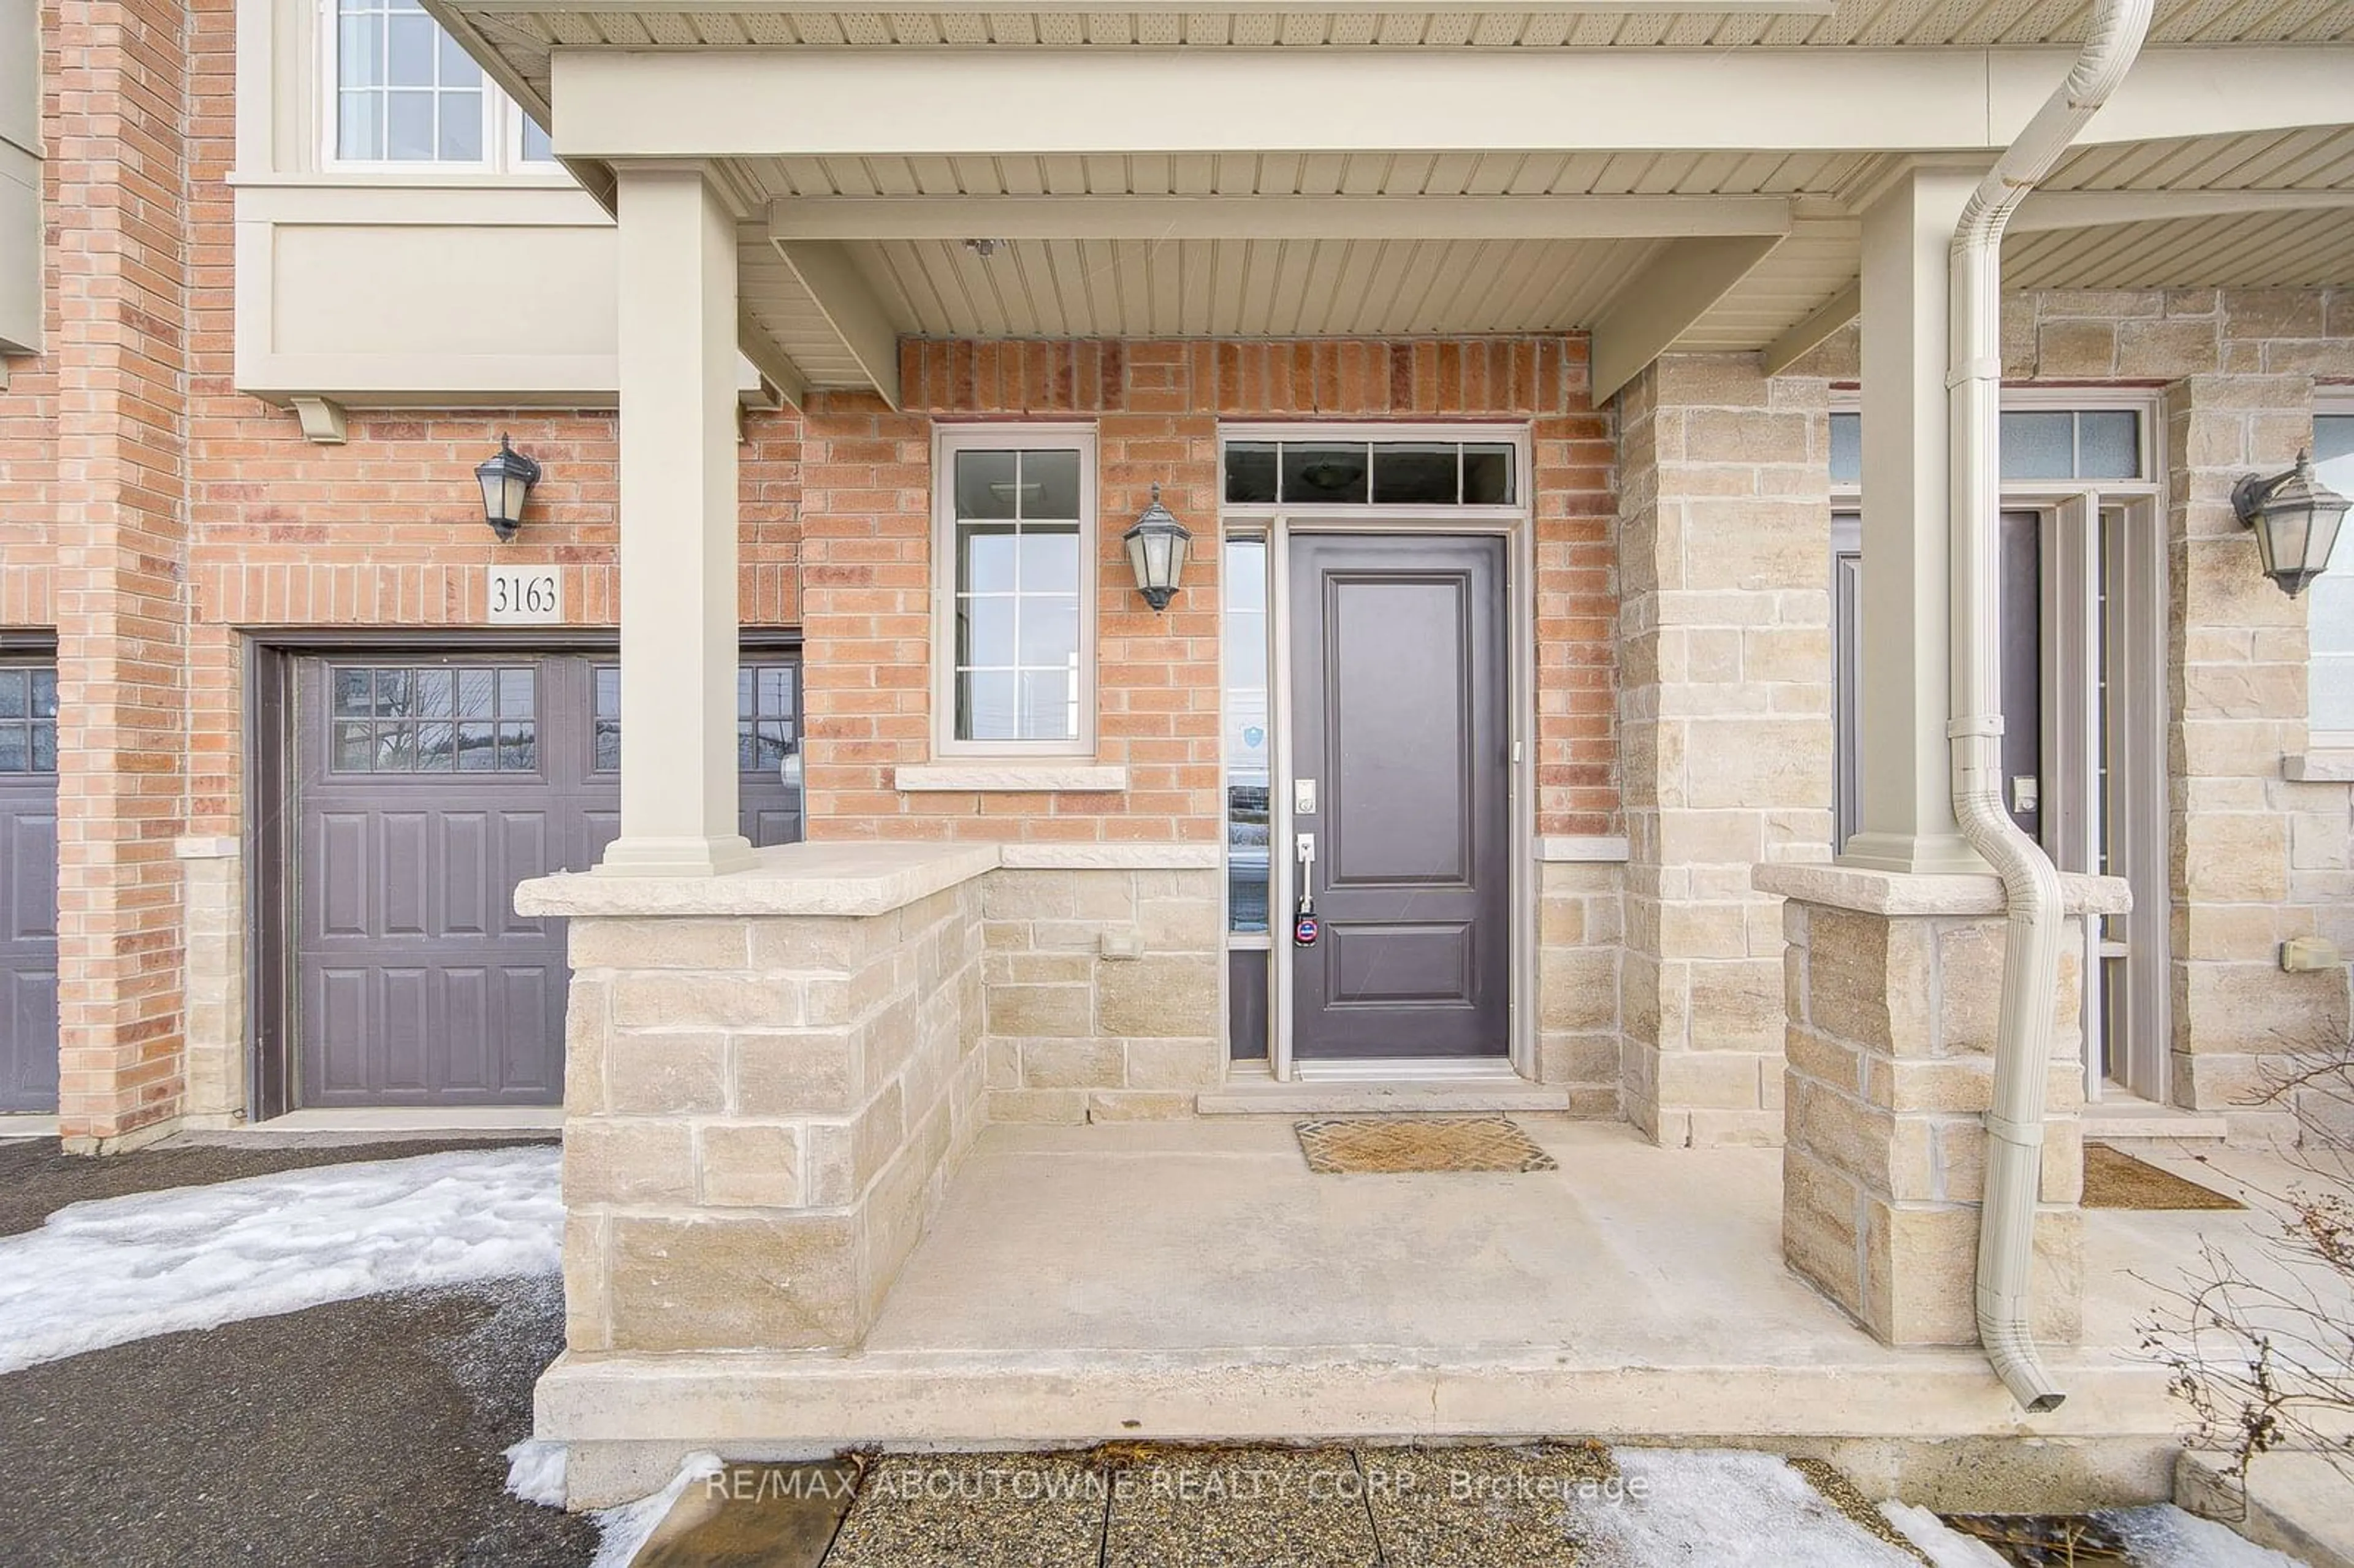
[1839,166,1984,875]
[598,166,755,877]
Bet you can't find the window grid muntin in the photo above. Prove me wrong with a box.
[590,662,799,774]
[329,663,538,774]
[0,668,58,775]
[952,447,1084,745]
[333,0,486,163]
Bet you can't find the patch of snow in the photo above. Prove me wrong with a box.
[588,1451,725,1568]
[505,1438,569,1510]
[2097,1504,2308,1567]
[0,1146,561,1374]
[1579,1448,1922,1568]
[1880,1502,2013,1568]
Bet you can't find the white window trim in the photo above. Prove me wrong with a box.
[316,0,557,175]
[2306,393,2354,753]
[930,422,1100,761]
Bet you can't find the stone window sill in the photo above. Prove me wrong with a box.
[894,763,1128,793]
[2284,750,2354,782]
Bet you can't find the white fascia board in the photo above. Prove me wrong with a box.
[769,193,1795,242]
[550,47,2354,161]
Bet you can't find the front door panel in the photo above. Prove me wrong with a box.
[1290,535,1508,1059]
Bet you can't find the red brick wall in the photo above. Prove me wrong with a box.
[2,0,807,1140]
[799,337,1619,843]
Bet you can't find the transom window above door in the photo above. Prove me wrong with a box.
[1828,409,2146,484]
[934,428,1096,754]
[1224,439,1517,506]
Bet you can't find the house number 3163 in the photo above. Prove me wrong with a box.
[486,566,563,625]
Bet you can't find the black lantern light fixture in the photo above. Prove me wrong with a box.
[1123,483,1192,612]
[474,434,543,542]
[2233,450,2350,598]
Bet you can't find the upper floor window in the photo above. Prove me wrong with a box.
[934,427,1096,755]
[330,0,556,169]
[2309,411,2354,744]
[1827,408,2145,485]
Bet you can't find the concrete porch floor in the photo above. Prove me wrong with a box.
[543,1119,2291,1507]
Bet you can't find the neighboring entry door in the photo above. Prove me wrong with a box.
[289,650,802,1108]
[0,660,59,1112]
[1289,535,1509,1059]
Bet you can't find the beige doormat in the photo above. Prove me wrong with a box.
[2081,1144,2244,1211]
[1295,1116,1558,1174]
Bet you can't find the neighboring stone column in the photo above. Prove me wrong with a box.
[599,166,754,877]
[1617,354,1834,1147]
[2165,373,2351,1125]
[1841,166,1983,876]
[1762,863,2124,1345]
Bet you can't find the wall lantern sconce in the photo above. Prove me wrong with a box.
[474,435,543,542]
[2233,450,2350,598]
[1123,484,1192,612]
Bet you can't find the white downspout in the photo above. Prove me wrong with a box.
[1948,0,2154,1412]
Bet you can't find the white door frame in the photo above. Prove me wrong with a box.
[1219,423,1537,1083]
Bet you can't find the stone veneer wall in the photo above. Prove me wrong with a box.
[1537,859,1626,1113]
[980,864,1224,1122]
[557,883,985,1353]
[175,838,245,1122]
[1788,289,2354,1127]
[1766,866,2119,1345]
[1617,355,1837,1147]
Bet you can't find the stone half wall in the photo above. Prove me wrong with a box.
[539,854,989,1354]
[1538,856,1626,1114]
[980,863,1225,1123]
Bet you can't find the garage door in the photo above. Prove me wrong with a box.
[292,651,801,1108]
[0,660,58,1113]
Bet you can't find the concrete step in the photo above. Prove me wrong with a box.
[1197,1077,1577,1116]
[2080,1098,2230,1144]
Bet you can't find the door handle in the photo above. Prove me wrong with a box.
[1295,831,1317,911]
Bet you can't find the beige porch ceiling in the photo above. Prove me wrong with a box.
[424,0,2354,400]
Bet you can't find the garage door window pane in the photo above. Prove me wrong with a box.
[738,662,799,774]
[330,664,539,773]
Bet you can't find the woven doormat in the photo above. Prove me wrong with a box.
[2081,1144,2244,1211]
[1295,1116,1558,1174]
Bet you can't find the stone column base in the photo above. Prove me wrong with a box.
[1756,863,2129,1347]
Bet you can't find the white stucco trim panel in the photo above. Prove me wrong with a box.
[894,764,1129,793]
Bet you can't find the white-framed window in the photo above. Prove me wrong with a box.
[932,425,1097,756]
[2309,402,2354,747]
[326,0,556,169]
